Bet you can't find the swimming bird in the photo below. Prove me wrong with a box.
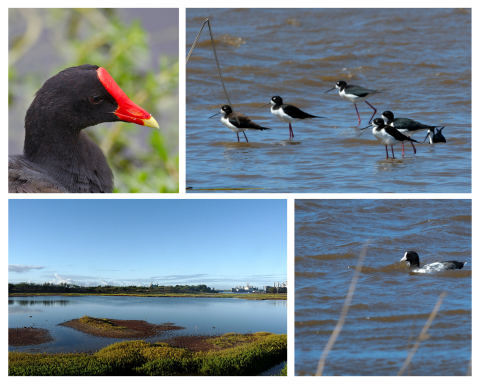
[361,118,418,158]
[259,96,325,139]
[209,105,272,142]
[424,127,447,144]
[325,80,380,124]
[9,65,159,193]
[400,251,466,273]
[382,110,444,153]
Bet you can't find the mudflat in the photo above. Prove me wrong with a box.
[59,316,184,339]
[9,327,54,346]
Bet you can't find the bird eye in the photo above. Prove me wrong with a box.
[89,95,102,104]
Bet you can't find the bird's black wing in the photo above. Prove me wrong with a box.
[228,113,272,130]
[283,104,319,119]
[384,127,418,142]
[434,127,447,143]
[442,261,466,270]
[345,85,380,97]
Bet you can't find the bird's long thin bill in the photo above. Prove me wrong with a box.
[325,87,335,93]
[423,131,431,142]
[208,112,221,119]
[259,103,270,108]
[360,125,371,131]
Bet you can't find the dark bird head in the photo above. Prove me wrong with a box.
[381,110,394,123]
[209,105,232,118]
[325,80,346,93]
[400,251,420,267]
[271,96,283,105]
[19,65,159,192]
[25,64,158,133]
[259,96,282,109]
[24,65,158,160]
[220,105,233,116]
[360,118,385,131]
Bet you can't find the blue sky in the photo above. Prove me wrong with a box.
[9,199,287,289]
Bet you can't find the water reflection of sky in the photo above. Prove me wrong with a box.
[9,296,287,353]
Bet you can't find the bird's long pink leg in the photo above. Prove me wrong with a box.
[365,100,377,123]
[354,103,361,124]
[391,145,395,159]
[402,142,405,156]
[385,145,389,159]
[243,132,249,142]
[410,141,416,154]
[289,123,294,138]
[237,133,240,142]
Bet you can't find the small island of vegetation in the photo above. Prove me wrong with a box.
[59,316,185,339]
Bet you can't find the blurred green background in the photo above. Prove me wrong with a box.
[9,8,179,193]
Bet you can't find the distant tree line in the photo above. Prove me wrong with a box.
[8,282,218,294]
[266,287,287,294]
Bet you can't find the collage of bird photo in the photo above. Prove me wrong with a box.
[6,4,473,379]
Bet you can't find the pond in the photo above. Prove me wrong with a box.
[9,295,287,354]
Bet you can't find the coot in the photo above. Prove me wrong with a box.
[400,251,466,273]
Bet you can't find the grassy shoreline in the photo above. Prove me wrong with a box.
[9,332,287,376]
[9,292,286,300]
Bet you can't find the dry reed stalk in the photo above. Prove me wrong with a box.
[397,291,447,376]
[185,19,240,125]
[315,240,370,376]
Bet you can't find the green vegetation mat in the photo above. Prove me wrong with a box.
[9,333,287,376]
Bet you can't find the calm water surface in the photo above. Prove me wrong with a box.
[186,8,471,193]
[9,296,286,353]
[295,199,471,375]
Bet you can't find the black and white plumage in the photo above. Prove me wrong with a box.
[424,127,447,144]
[362,118,418,158]
[382,110,444,153]
[209,105,272,142]
[259,96,325,139]
[400,251,466,273]
[325,80,380,124]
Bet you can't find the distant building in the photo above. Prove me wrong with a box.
[231,283,261,293]
[149,282,159,288]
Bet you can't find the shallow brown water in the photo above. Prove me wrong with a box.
[186,8,471,193]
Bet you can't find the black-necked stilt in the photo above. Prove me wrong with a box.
[209,105,272,142]
[361,118,419,159]
[424,126,446,144]
[325,80,380,124]
[382,110,443,153]
[259,96,325,139]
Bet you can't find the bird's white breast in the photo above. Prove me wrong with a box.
[272,107,296,124]
[339,88,360,103]
[372,128,399,146]
[220,116,246,133]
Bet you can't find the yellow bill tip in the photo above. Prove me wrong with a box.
[143,116,159,129]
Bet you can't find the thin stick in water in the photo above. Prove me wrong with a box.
[397,291,447,376]
[185,19,240,125]
[315,240,370,376]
